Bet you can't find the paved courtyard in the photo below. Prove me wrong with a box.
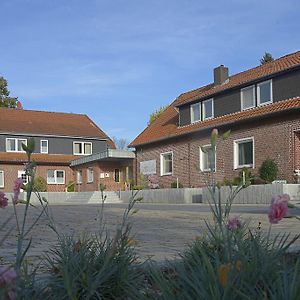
[1,203,300,267]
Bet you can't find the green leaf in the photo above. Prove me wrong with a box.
[201,146,208,153]
[222,130,231,140]
[27,138,35,154]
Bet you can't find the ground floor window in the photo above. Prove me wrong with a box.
[47,170,65,184]
[87,168,94,183]
[76,170,82,184]
[18,170,28,184]
[160,152,173,176]
[0,171,4,188]
[114,169,120,182]
[234,137,254,169]
[200,145,216,171]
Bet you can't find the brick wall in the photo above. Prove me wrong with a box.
[135,113,300,188]
[0,163,73,192]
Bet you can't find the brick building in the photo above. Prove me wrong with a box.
[0,108,134,192]
[130,51,300,188]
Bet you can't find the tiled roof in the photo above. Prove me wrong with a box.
[130,96,300,147]
[0,152,77,165]
[0,108,114,143]
[130,51,300,147]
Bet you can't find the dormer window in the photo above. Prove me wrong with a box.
[73,142,92,155]
[257,80,272,106]
[241,85,255,110]
[190,103,201,123]
[202,98,214,120]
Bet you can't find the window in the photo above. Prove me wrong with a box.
[114,169,120,182]
[190,103,201,123]
[160,152,173,176]
[200,145,216,171]
[202,99,214,120]
[87,168,94,183]
[234,138,254,169]
[257,80,272,106]
[76,170,82,184]
[73,142,92,155]
[6,138,27,152]
[47,170,65,184]
[0,171,4,188]
[18,170,28,184]
[40,140,48,154]
[241,85,255,110]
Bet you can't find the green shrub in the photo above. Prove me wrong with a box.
[33,176,47,192]
[66,181,75,192]
[259,159,278,182]
[170,181,183,188]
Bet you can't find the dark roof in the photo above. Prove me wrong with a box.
[130,51,300,147]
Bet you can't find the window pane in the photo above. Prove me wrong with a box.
[7,139,15,151]
[47,170,55,183]
[77,171,82,183]
[74,143,81,154]
[238,141,253,166]
[0,171,4,187]
[114,169,120,182]
[41,140,48,153]
[202,146,215,171]
[163,153,172,174]
[191,103,201,122]
[84,143,92,155]
[242,86,255,109]
[259,81,271,104]
[56,171,64,184]
[18,139,27,152]
[88,169,94,182]
[203,99,213,119]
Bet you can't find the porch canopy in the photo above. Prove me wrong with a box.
[70,149,135,167]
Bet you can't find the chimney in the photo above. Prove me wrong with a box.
[214,65,229,86]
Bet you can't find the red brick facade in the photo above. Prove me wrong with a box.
[135,113,300,188]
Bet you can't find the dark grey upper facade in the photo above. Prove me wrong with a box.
[179,67,300,126]
[0,133,109,155]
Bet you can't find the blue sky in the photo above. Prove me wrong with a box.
[1,0,299,143]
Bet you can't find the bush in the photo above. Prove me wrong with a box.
[171,181,183,188]
[33,176,47,192]
[66,181,75,192]
[259,159,278,182]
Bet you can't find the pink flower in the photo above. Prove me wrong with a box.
[226,217,242,231]
[13,178,23,205]
[268,194,289,224]
[0,266,17,300]
[0,192,8,209]
[212,128,219,136]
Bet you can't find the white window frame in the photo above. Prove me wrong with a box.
[6,138,27,153]
[160,151,173,176]
[234,137,255,169]
[47,170,65,185]
[73,142,93,155]
[202,98,214,120]
[199,144,216,172]
[257,79,273,106]
[87,168,94,183]
[190,103,201,123]
[241,85,256,111]
[40,140,49,154]
[0,170,4,188]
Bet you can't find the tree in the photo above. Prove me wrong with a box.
[148,105,167,125]
[260,52,274,65]
[112,137,129,150]
[0,76,18,108]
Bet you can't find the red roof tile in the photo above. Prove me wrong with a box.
[130,51,300,147]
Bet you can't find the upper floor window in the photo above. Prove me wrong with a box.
[87,168,94,183]
[241,85,255,110]
[257,80,272,106]
[160,152,173,176]
[0,171,4,188]
[73,142,92,155]
[6,138,27,152]
[202,98,214,120]
[190,103,201,123]
[40,140,48,154]
[200,145,216,172]
[234,137,254,169]
[47,170,65,184]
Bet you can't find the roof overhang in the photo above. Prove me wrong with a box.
[70,149,135,167]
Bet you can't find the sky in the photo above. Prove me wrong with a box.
[0,0,299,143]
